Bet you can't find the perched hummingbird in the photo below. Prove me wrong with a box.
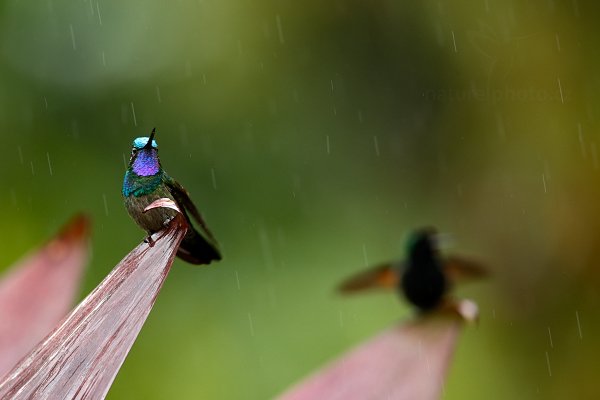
[338,228,486,312]
[122,128,221,265]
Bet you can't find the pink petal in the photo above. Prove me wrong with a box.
[0,214,188,399]
[278,314,464,400]
[0,214,90,377]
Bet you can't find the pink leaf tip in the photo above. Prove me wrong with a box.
[0,214,187,399]
[278,308,476,400]
[0,214,91,378]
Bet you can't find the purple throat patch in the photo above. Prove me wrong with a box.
[132,150,160,176]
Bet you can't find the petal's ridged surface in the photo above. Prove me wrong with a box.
[0,214,187,400]
[278,315,463,400]
[0,215,90,377]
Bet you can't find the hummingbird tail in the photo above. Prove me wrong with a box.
[176,227,221,265]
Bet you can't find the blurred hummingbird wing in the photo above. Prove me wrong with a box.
[164,175,219,246]
[443,256,488,284]
[338,262,401,294]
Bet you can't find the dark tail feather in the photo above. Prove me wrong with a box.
[176,227,221,265]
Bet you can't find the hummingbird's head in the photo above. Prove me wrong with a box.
[406,227,439,263]
[128,128,161,176]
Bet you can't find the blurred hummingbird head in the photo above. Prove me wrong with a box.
[406,227,439,261]
[128,128,161,176]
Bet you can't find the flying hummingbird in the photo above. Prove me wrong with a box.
[338,228,486,312]
[122,128,221,265]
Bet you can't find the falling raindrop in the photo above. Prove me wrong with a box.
[156,86,162,103]
[130,102,138,127]
[102,194,109,216]
[362,244,369,266]
[46,152,53,176]
[578,123,586,159]
[451,30,458,52]
[496,113,506,140]
[575,310,583,339]
[96,1,103,25]
[69,24,77,51]
[557,77,564,104]
[542,174,547,193]
[247,313,255,337]
[235,271,241,290]
[275,14,285,44]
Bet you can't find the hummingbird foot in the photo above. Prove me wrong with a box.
[144,235,156,247]
[162,216,175,228]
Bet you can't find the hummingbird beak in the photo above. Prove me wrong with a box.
[144,128,156,149]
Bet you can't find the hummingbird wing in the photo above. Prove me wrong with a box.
[338,262,401,294]
[164,175,220,249]
[443,256,487,284]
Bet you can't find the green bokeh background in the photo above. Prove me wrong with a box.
[1,1,599,398]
